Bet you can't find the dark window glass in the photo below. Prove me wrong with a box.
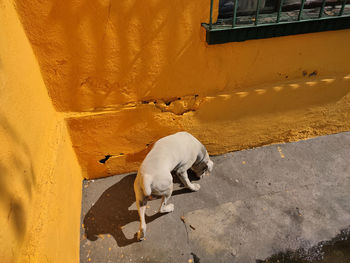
[218,0,341,19]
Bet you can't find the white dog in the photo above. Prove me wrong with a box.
[134,131,214,241]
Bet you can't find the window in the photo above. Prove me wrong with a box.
[202,0,350,44]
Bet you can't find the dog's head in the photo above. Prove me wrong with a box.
[192,152,214,178]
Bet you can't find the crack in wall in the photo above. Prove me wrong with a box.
[65,94,203,118]
[98,142,156,165]
[98,153,125,164]
[153,94,202,115]
[66,74,350,120]
[139,95,201,115]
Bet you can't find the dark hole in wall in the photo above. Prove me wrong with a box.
[99,155,112,164]
[309,71,318,77]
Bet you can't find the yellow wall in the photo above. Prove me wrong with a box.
[14,0,350,178]
[0,1,82,262]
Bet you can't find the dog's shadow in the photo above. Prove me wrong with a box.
[83,172,198,247]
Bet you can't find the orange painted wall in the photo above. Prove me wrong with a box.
[14,0,350,178]
[66,74,350,178]
[0,1,82,262]
[14,0,349,112]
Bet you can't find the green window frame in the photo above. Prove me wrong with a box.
[202,0,350,44]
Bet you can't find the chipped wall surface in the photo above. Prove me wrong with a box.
[14,0,350,178]
[0,1,82,262]
[67,75,350,178]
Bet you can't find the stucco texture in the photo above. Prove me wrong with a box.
[0,1,82,262]
[14,0,350,178]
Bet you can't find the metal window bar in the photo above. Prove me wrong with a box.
[276,0,284,23]
[340,0,347,15]
[209,0,214,30]
[232,0,239,28]
[298,0,306,20]
[255,0,262,25]
[203,0,350,44]
[319,0,327,18]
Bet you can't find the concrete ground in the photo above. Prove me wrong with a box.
[80,132,350,263]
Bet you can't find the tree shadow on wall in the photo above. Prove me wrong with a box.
[83,172,195,247]
[15,0,199,112]
[0,113,36,241]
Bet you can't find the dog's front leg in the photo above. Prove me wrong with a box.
[159,183,174,213]
[178,171,200,191]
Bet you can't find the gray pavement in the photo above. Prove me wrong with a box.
[80,132,350,263]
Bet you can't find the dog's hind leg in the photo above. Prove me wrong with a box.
[135,196,147,241]
[159,183,174,213]
[134,181,148,241]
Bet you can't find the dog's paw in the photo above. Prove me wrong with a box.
[137,230,145,241]
[166,203,174,212]
[191,183,201,191]
[160,203,174,213]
